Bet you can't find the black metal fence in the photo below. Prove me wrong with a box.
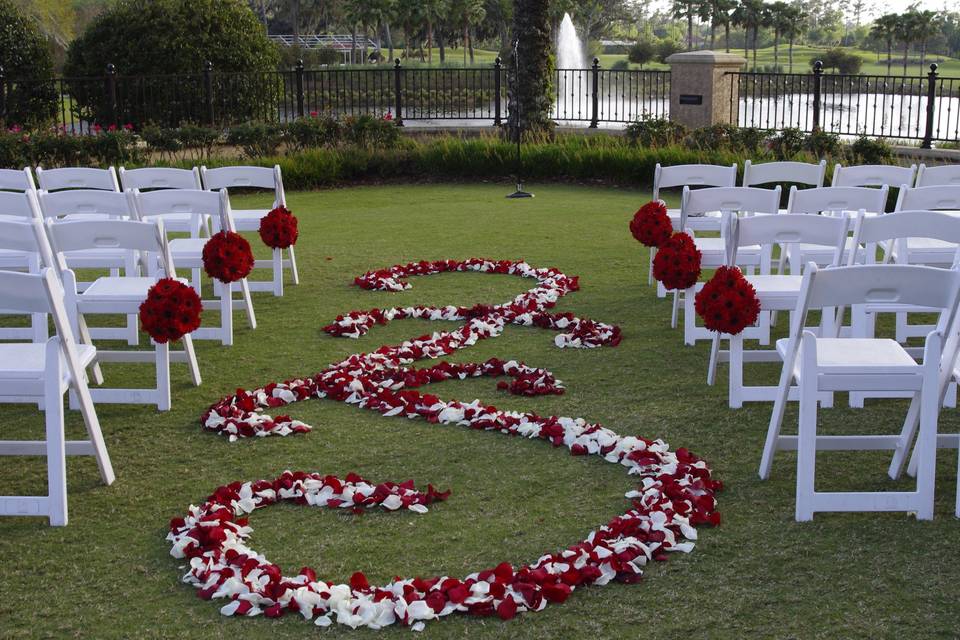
[0,60,671,132]
[730,61,960,146]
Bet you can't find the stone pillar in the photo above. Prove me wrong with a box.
[665,51,746,130]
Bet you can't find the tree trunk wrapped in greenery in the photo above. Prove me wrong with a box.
[507,0,554,139]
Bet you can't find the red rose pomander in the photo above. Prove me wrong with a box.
[258,206,299,249]
[652,232,701,290]
[202,231,255,283]
[138,278,202,343]
[694,265,761,335]
[629,200,672,247]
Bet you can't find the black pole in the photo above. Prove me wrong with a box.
[589,57,600,128]
[921,63,938,150]
[393,58,404,126]
[203,61,215,126]
[295,59,305,119]
[104,63,118,128]
[493,57,502,126]
[506,39,532,199]
[812,59,823,132]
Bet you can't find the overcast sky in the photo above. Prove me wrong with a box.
[646,0,953,19]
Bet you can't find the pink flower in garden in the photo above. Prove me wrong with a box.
[123,123,134,131]
[107,124,117,132]
[93,123,102,133]
[383,110,393,121]
[9,124,21,133]
[310,110,318,117]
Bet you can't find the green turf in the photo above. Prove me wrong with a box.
[1,183,958,638]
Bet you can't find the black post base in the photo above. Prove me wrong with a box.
[506,183,534,199]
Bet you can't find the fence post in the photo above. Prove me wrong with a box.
[104,63,118,127]
[202,61,215,126]
[921,63,938,150]
[393,58,404,126]
[494,57,502,126]
[295,59,305,119]
[589,57,600,128]
[812,60,823,132]
[0,66,6,129]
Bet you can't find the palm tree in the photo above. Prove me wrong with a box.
[713,0,739,52]
[508,0,554,135]
[767,1,790,69]
[870,14,899,75]
[732,0,767,70]
[781,5,807,72]
[672,0,699,51]
[451,0,486,65]
[896,11,920,75]
[913,10,941,71]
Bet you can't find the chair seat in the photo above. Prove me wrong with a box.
[169,238,207,256]
[745,275,803,308]
[776,337,918,375]
[230,209,269,229]
[0,343,96,381]
[668,209,722,232]
[82,276,187,302]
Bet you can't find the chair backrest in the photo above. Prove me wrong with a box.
[35,166,119,192]
[119,166,202,191]
[653,163,737,200]
[850,210,960,266]
[915,163,960,187]
[0,168,36,192]
[37,189,135,221]
[742,160,827,188]
[801,263,960,313]
[680,185,780,231]
[894,185,960,212]
[132,188,232,232]
[46,219,173,277]
[787,185,889,215]
[831,163,916,188]
[730,213,848,267]
[200,164,284,207]
[0,212,57,270]
[0,189,43,221]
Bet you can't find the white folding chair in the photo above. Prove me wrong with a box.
[0,191,47,342]
[831,163,917,188]
[132,189,257,346]
[0,268,115,526]
[0,167,36,192]
[742,160,827,191]
[35,166,120,192]
[119,167,209,237]
[676,185,780,345]
[650,163,737,293]
[200,165,298,297]
[708,213,849,408]
[845,210,960,407]
[914,163,960,188]
[760,263,960,521]
[37,189,141,345]
[46,219,202,411]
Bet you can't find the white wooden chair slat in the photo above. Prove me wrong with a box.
[35,166,120,192]
[914,163,960,188]
[119,167,208,237]
[0,167,36,192]
[742,159,827,189]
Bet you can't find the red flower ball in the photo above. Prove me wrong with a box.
[629,200,672,247]
[652,232,701,290]
[202,231,254,283]
[694,265,761,335]
[258,206,299,249]
[138,277,202,343]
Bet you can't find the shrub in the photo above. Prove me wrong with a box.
[814,49,862,75]
[0,0,58,128]
[625,118,687,147]
[344,115,401,148]
[804,130,841,158]
[767,127,806,159]
[287,114,343,151]
[64,0,279,126]
[656,40,682,63]
[628,41,657,68]
[611,60,630,71]
[226,122,285,158]
[847,135,894,164]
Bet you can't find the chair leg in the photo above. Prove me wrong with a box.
[728,333,743,408]
[759,342,796,480]
[888,393,921,480]
[45,347,68,527]
[648,250,654,286]
[914,347,940,521]
[288,245,299,285]
[239,278,257,329]
[683,290,697,345]
[671,290,680,329]
[156,341,171,412]
[272,248,284,297]
[125,253,140,346]
[795,338,819,522]
[76,314,104,386]
[220,281,234,346]
[955,448,960,519]
[183,334,202,386]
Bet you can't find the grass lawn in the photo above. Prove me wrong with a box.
[1,183,958,638]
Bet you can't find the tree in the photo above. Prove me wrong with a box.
[672,0,698,51]
[451,0,486,65]
[781,4,807,72]
[870,13,899,75]
[767,1,790,69]
[628,39,657,67]
[65,0,279,125]
[896,11,920,75]
[701,0,737,51]
[507,0,554,136]
[732,0,768,70]
[912,10,940,71]
[0,0,58,127]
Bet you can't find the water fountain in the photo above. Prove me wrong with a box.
[556,13,589,121]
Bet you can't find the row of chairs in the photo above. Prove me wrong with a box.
[0,164,298,297]
[646,165,960,520]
